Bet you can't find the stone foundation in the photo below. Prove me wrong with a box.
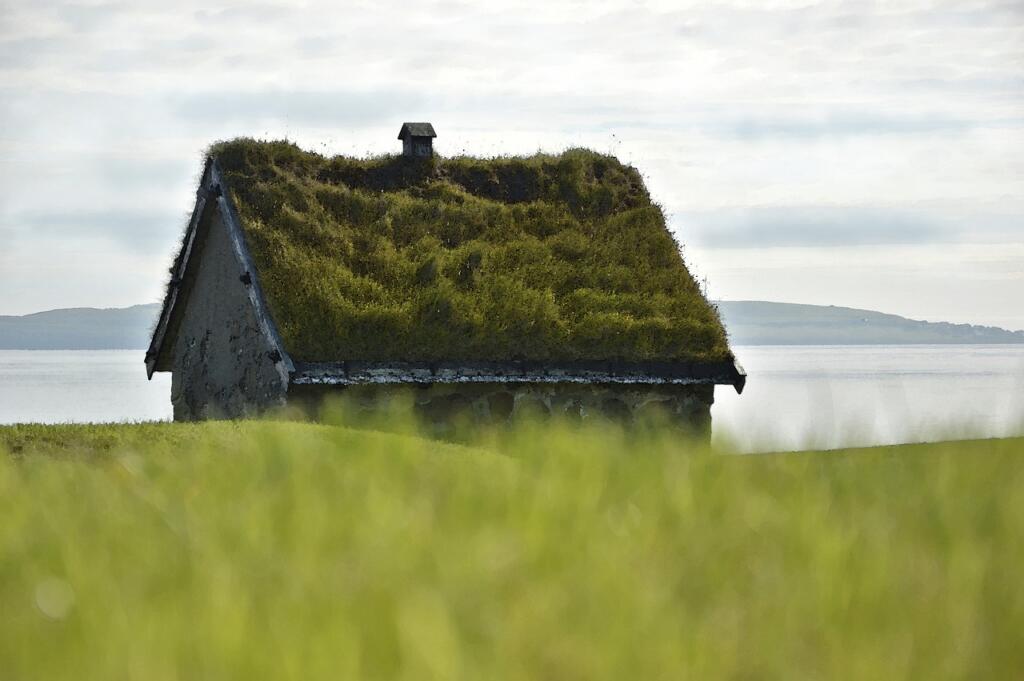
[288,382,714,439]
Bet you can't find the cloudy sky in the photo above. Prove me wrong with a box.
[2,0,1022,329]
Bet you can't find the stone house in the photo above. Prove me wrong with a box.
[145,125,744,436]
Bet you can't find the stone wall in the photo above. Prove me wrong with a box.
[169,205,287,421]
[288,382,714,439]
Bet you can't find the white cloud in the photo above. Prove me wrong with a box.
[0,0,1022,326]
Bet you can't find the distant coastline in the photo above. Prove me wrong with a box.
[1,301,1022,350]
[0,304,159,350]
[716,301,1024,346]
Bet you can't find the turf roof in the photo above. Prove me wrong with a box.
[209,139,732,364]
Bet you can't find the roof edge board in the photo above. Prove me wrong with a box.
[144,158,214,379]
[291,360,745,390]
[732,360,747,395]
[145,157,296,382]
[209,159,296,379]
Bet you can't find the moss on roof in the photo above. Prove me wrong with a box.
[210,139,731,364]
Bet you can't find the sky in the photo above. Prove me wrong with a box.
[1,0,1022,329]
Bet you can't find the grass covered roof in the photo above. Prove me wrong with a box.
[210,139,731,364]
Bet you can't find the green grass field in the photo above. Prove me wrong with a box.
[2,421,1022,679]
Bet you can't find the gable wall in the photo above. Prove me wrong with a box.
[169,203,287,420]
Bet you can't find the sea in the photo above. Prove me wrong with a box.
[1,346,1022,453]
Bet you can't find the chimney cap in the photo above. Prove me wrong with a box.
[398,122,437,140]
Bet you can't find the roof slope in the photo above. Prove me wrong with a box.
[210,139,731,364]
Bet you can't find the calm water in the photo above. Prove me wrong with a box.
[715,345,1024,452]
[1,347,1022,452]
[0,351,172,425]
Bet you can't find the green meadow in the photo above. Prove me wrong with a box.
[2,420,1022,679]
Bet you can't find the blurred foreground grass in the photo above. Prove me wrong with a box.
[1,420,1022,680]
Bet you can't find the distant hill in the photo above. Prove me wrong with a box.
[717,301,1024,345]
[1,301,1022,350]
[0,304,160,350]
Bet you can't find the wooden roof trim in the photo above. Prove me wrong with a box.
[292,359,747,394]
[144,159,213,379]
[210,159,295,379]
[144,158,295,381]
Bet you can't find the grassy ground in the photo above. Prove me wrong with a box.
[2,421,1022,679]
